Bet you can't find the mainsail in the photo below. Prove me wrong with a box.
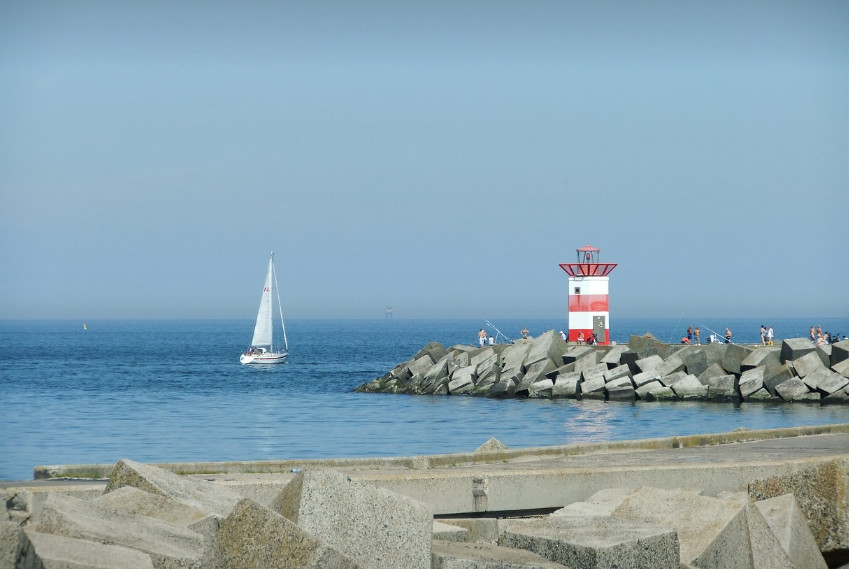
[250,256,275,348]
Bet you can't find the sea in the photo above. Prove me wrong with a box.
[2,317,849,482]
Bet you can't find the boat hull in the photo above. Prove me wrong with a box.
[240,352,288,364]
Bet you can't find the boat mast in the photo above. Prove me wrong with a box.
[272,252,289,353]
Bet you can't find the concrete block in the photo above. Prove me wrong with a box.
[414,342,447,363]
[525,330,567,369]
[803,367,848,395]
[449,352,471,375]
[501,515,679,569]
[749,458,849,555]
[449,365,476,395]
[682,349,708,377]
[631,370,660,388]
[434,520,469,542]
[635,355,663,374]
[517,360,557,392]
[271,469,432,569]
[744,387,777,401]
[1,521,24,569]
[793,351,826,378]
[832,338,849,366]
[218,498,360,569]
[741,347,781,371]
[580,362,608,383]
[658,370,687,386]
[527,378,554,398]
[604,376,632,390]
[552,372,580,398]
[774,378,813,402]
[501,343,531,372]
[104,458,241,518]
[834,358,849,378]
[721,343,752,374]
[603,364,631,383]
[697,363,728,385]
[600,345,628,368]
[822,387,849,404]
[780,338,816,363]
[702,374,739,402]
[763,364,795,396]
[436,518,500,545]
[579,374,606,397]
[611,487,751,568]
[742,502,796,569]
[470,347,499,370]
[754,494,828,569]
[408,354,437,380]
[95,486,209,525]
[635,380,664,399]
[21,529,155,569]
[669,375,708,400]
[643,386,678,401]
[421,355,450,392]
[738,367,765,397]
[432,540,567,569]
[656,354,685,379]
[562,345,596,364]
[33,493,204,567]
[816,344,832,365]
[552,488,635,518]
[607,385,636,401]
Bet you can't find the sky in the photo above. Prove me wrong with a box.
[1,1,847,321]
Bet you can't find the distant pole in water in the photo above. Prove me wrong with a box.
[83,322,87,331]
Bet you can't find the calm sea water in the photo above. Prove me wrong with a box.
[2,317,848,481]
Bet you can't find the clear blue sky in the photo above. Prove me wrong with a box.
[2,1,847,320]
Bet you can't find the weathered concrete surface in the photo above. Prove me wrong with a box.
[271,468,432,569]
[754,494,828,569]
[501,515,680,569]
[217,498,361,569]
[20,529,156,569]
[432,540,568,569]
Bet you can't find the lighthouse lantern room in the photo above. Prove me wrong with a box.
[559,244,618,345]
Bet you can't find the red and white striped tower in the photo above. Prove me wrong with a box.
[559,244,618,345]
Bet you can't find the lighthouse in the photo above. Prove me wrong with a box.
[559,244,618,345]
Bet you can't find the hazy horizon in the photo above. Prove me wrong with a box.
[3,1,847,321]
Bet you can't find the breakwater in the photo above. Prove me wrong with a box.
[356,331,849,403]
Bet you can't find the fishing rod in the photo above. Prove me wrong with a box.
[699,323,733,344]
[485,320,514,344]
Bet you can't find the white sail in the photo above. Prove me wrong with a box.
[250,256,274,348]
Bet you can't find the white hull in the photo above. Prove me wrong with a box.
[240,351,288,364]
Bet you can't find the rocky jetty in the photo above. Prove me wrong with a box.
[356,331,849,403]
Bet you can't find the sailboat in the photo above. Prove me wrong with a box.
[240,253,289,364]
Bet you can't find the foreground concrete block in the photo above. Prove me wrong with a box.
[702,374,739,401]
[635,355,663,374]
[95,486,209,525]
[432,540,567,569]
[749,459,849,555]
[754,494,828,569]
[218,498,360,569]
[104,459,241,518]
[611,487,751,568]
[501,515,679,569]
[433,520,469,542]
[34,493,204,567]
[437,518,500,545]
[1,521,24,569]
[552,488,634,518]
[669,375,708,400]
[832,339,849,366]
[272,469,432,569]
[21,529,155,569]
[738,367,765,397]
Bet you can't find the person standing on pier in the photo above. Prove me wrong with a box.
[725,327,732,344]
[478,329,487,348]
